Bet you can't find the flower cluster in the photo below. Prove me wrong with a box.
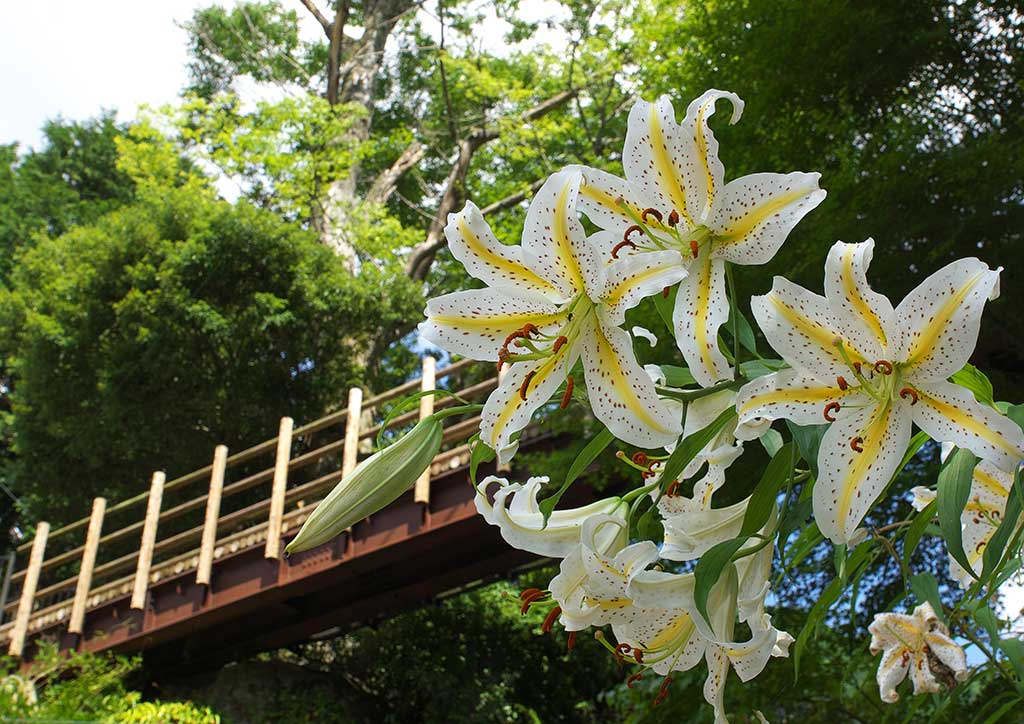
[415,90,1024,720]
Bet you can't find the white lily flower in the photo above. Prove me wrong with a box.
[572,90,825,386]
[622,568,791,723]
[868,602,968,703]
[909,486,937,511]
[736,239,1024,543]
[420,169,685,463]
[473,476,628,558]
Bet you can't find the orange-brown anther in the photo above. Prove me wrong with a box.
[519,371,537,401]
[899,387,919,405]
[552,335,568,353]
[850,436,864,453]
[837,376,850,391]
[520,589,545,614]
[662,285,671,298]
[567,631,577,652]
[519,588,542,601]
[874,360,894,375]
[626,672,644,689]
[541,606,562,633]
[641,208,663,223]
[853,361,863,375]
[631,452,650,466]
[560,376,575,409]
[665,480,680,497]
[611,239,638,259]
[624,224,644,241]
[653,675,673,706]
[667,210,680,227]
[823,402,841,422]
[689,240,699,258]
[633,650,644,664]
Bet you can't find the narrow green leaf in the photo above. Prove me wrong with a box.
[902,499,936,567]
[469,436,495,489]
[659,365,697,388]
[693,536,747,627]
[909,572,945,623]
[794,573,844,678]
[636,505,664,542]
[538,427,615,524]
[950,363,996,409]
[726,301,758,356]
[786,421,828,478]
[653,283,678,335]
[759,428,784,457]
[980,467,1024,584]
[658,406,738,492]
[778,497,813,559]
[738,358,786,379]
[741,443,795,536]
[1007,403,1024,433]
[936,447,979,581]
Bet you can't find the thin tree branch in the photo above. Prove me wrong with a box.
[298,0,332,35]
[366,141,426,204]
[326,0,350,104]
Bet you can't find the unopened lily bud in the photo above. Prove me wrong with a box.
[284,415,443,555]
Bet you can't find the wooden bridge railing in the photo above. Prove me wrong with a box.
[0,356,495,657]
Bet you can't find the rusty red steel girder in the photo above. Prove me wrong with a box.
[18,437,568,673]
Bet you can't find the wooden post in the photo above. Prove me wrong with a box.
[68,498,106,635]
[196,445,228,586]
[414,356,436,504]
[341,387,363,478]
[8,522,49,657]
[497,363,511,473]
[265,417,294,559]
[131,472,165,610]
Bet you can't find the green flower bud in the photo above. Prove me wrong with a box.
[284,415,443,555]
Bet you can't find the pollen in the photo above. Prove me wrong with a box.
[560,376,575,409]
[667,210,680,227]
[689,239,699,258]
[837,376,849,391]
[823,402,841,422]
[874,360,894,375]
[611,239,638,259]
[553,335,568,353]
[899,387,919,405]
[641,208,663,223]
[519,371,537,400]
[541,606,562,633]
[850,436,864,453]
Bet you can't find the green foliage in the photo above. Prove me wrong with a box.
[0,642,219,723]
[0,152,420,520]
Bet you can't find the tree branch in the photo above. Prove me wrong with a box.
[404,87,579,282]
[326,0,350,105]
[298,0,332,35]
[366,141,426,205]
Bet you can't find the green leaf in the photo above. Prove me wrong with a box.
[636,505,664,542]
[787,421,828,478]
[936,447,979,581]
[657,406,738,491]
[950,363,996,409]
[778,496,814,559]
[538,427,615,525]
[759,428,784,457]
[726,301,758,356]
[659,365,697,388]
[739,359,786,379]
[469,436,496,488]
[1007,403,1024,433]
[909,572,945,622]
[653,283,678,335]
[794,572,844,678]
[902,499,936,567]
[693,537,747,627]
[740,442,795,536]
[980,467,1024,584]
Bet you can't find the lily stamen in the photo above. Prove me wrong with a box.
[519,371,537,400]
[541,606,562,633]
[662,286,670,298]
[667,209,679,227]
[823,402,841,422]
[567,631,576,652]
[631,452,650,466]
[851,436,864,453]
[689,239,699,258]
[837,376,849,391]
[520,589,546,614]
[899,387,919,405]
[653,675,673,706]
[874,360,894,375]
[611,239,638,259]
[626,672,643,688]
[560,376,575,409]
[552,335,568,353]
[641,208,663,224]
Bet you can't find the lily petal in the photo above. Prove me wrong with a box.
[814,399,913,544]
[911,380,1024,472]
[681,89,744,224]
[660,497,748,561]
[673,255,732,386]
[623,96,695,226]
[571,164,645,235]
[444,201,563,300]
[951,460,1014,588]
[894,258,1001,382]
[823,239,894,359]
[601,249,686,325]
[923,631,968,682]
[473,476,626,557]
[480,336,581,463]
[522,169,602,302]
[752,276,869,380]
[581,316,681,448]
[735,369,868,441]
[876,645,911,703]
[421,288,565,362]
[703,648,731,724]
[709,171,825,266]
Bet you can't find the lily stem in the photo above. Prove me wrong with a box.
[656,379,743,402]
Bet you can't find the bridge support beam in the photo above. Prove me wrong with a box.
[69,498,106,636]
[414,355,436,505]
[265,417,294,559]
[131,472,165,610]
[8,521,48,657]
[197,445,228,587]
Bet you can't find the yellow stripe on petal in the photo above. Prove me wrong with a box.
[489,346,571,448]
[767,293,864,364]
[649,106,693,226]
[738,385,846,416]
[580,184,640,222]
[841,246,888,347]
[693,255,720,380]
[603,263,674,309]
[716,187,811,247]
[553,184,587,293]
[458,218,559,295]
[974,467,1010,499]
[648,612,696,651]
[904,272,984,370]
[431,310,565,331]
[917,388,1023,459]
[592,323,675,436]
[836,402,894,532]
[694,103,715,213]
